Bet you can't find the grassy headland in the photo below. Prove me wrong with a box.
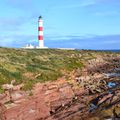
[0,47,119,90]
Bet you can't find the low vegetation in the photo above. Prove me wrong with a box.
[0,47,119,90]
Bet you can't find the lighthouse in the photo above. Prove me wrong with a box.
[22,16,48,49]
[38,16,44,48]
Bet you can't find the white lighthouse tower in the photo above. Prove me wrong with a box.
[22,16,48,49]
[38,16,44,47]
[36,16,48,49]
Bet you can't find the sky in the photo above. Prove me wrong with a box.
[0,0,120,49]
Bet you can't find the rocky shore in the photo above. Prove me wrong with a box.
[0,51,120,120]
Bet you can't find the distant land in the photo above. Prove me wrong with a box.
[0,46,120,52]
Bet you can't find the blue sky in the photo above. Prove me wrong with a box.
[0,0,120,49]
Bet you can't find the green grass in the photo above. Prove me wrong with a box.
[22,80,34,91]
[0,87,5,94]
[0,47,119,91]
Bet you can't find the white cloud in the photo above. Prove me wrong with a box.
[103,40,120,44]
[95,11,119,16]
[46,35,72,41]
[0,34,36,48]
[80,0,99,7]
[52,0,100,9]
[0,38,15,47]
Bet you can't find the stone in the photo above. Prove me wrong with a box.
[11,91,26,101]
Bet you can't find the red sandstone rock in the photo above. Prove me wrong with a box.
[11,91,26,101]
[0,92,10,104]
[0,79,82,120]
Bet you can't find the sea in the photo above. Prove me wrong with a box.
[79,49,120,52]
[102,50,120,52]
[89,50,120,53]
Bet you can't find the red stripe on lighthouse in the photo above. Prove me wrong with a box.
[38,36,43,40]
[38,27,43,31]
